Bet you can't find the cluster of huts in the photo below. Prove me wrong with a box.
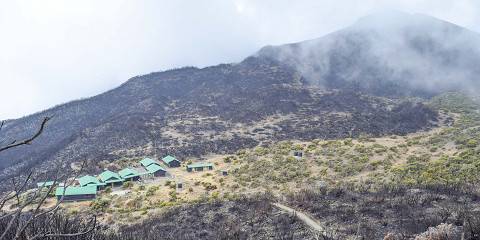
[38,155,181,201]
[37,154,218,202]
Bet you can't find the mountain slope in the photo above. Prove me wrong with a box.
[3,11,477,181]
[257,11,480,97]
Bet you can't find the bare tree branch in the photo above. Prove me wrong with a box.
[28,215,96,240]
[0,117,51,153]
[0,117,97,240]
[11,162,87,240]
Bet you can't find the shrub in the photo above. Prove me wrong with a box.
[90,198,111,212]
[413,223,461,240]
[168,191,177,202]
[210,192,220,200]
[466,139,478,148]
[202,182,217,191]
[254,147,269,156]
[343,139,353,146]
[223,156,234,163]
[292,144,304,151]
[146,186,159,196]
[123,181,133,189]
[286,156,296,161]
[125,196,143,209]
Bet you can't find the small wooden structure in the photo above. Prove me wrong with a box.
[99,170,124,187]
[162,155,181,168]
[292,150,304,159]
[140,158,159,168]
[78,175,106,190]
[118,168,141,181]
[186,162,214,172]
[145,164,167,177]
[55,185,97,201]
[139,158,167,179]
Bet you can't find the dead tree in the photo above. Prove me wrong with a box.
[0,117,96,240]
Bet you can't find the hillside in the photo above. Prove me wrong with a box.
[257,11,480,97]
[4,12,476,182]
[5,91,478,239]
[2,10,480,240]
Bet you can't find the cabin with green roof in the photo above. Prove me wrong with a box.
[99,170,124,187]
[186,162,214,172]
[55,185,97,201]
[118,168,140,181]
[162,155,181,168]
[140,157,160,168]
[78,175,106,190]
[145,164,166,177]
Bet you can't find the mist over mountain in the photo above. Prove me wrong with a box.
[1,11,477,182]
[257,11,480,97]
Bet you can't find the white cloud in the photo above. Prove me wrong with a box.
[1,0,479,119]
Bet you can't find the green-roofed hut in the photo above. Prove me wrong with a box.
[99,170,124,187]
[145,164,166,177]
[78,175,106,190]
[139,158,159,168]
[186,162,214,172]
[118,168,141,181]
[55,186,97,201]
[162,155,181,168]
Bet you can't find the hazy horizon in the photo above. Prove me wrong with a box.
[1,0,480,120]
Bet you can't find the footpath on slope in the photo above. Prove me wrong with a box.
[273,202,325,234]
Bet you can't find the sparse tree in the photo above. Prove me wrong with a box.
[0,117,96,240]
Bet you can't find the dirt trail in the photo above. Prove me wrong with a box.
[273,203,325,233]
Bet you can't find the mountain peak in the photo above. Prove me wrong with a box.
[356,9,413,23]
[353,10,463,32]
[255,10,480,97]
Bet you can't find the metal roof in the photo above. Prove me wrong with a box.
[99,170,123,183]
[162,155,179,164]
[146,164,166,173]
[55,185,97,196]
[187,162,214,169]
[140,158,158,167]
[36,181,55,188]
[118,168,140,178]
[78,175,105,187]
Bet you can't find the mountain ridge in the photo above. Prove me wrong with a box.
[256,11,480,97]
[1,11,476,185]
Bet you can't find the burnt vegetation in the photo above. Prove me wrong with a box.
[3,11,480,240]
[4,186,480,240]
[100,195,314,240]
[0,57,438,186]
[286,185,480,239]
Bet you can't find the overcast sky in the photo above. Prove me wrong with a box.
[1,0,480,120]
